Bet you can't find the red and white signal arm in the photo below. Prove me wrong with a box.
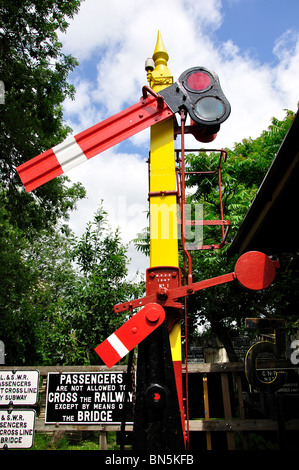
[95,303,165,368]
[16,66,231,193]
[16,95,173,192]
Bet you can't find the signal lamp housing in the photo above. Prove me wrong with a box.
[159,66,231,141]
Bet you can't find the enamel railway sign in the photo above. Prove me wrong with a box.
[0,370,39,405]
[45,371,134,425]
[0,370,39,449]
[0,409,36,449]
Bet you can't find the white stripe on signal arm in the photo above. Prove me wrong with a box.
[53,136,87,173]
[107,333,129,358]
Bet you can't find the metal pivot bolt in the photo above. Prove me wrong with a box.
[146,307,161,323]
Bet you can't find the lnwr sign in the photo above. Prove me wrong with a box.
[45,371,133,424]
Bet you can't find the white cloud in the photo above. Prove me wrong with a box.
[63,79,105,133]
[57,0,299,277]
[183,0,223,30]
[273,29,298,62]
[67,150,148,235]
[273,29,299,109]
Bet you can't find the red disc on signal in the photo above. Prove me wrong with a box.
[234,251,276,290]
[186,71,212,91]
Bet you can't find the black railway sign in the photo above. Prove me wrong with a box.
[45,371,134,424]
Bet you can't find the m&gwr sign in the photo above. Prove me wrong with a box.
[45,371,133,424]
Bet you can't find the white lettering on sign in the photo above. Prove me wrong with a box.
[0,410,36,449]
[45,372,134,424]
[155,273,172,289]
[77,410,113,422]
[59,372,123,385]
[0,370,39,405]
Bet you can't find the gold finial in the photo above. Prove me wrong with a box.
[153,30,169,68]
[148,31,173,91]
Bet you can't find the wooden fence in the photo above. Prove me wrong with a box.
[1,363,298,450]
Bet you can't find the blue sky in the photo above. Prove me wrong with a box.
[56,0,299,277]
[216,0,299,64]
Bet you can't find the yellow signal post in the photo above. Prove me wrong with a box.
[146,31,185,437]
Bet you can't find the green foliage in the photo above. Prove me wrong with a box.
[0,0,85,232]
[0,216,75,363]
[182,110,297,356]
[44,207,143,365]
[133,111,295,258]
[185,109,295,244]
[0,204,143,365]
[132,226,150,256]
[31,431,119,450]
[0,1,86,364]
[0,3,145,366]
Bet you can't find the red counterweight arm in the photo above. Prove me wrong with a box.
[114,252,279,313]
[17,94,173,192]
[114,272,236,313]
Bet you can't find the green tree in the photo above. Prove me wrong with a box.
[0,0,85,232]
[0,205,144,365]
[185,109,295,243]
[0,218,78,364]
[39,206,144,365]
[0,1,87,364]
[183,110,297,359]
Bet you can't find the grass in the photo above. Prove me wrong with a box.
[30,431,120,450]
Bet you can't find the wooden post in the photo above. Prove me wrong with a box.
[203,374,212,450]
[235,373,248,449]
[221,372,235,450]
[99,431,108,450]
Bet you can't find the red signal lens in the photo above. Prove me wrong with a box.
[186,71,212,92]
